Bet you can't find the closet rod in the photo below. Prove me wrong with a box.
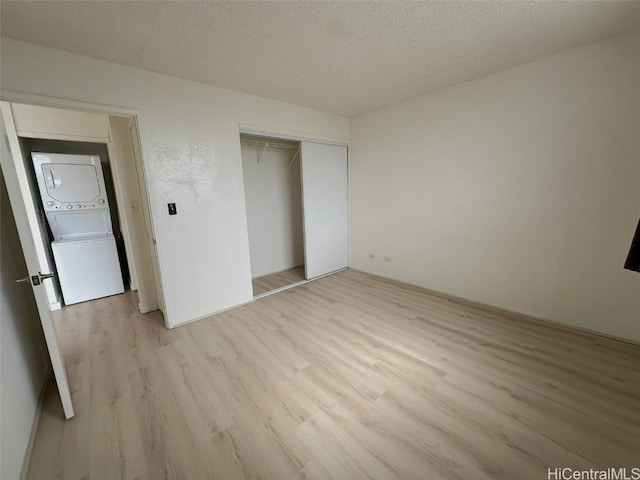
[240,139,298,150]
[289,148,300,167]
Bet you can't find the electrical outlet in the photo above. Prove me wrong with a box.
[168,203,177,215]
[384,256,391,263]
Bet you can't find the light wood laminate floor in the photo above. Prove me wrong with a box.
[252,266,306,296]
[27,270,640,479]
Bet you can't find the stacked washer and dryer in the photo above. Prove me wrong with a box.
[32,153,125,305]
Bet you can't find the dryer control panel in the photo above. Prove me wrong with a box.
[44,197,109,211]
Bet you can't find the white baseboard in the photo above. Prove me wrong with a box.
[169,298,255,329]
[169,267,349,329]
[350,268,640,347]
[49,300,61,311]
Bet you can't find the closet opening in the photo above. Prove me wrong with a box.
[240,133,305,296]
[20,138,130,306]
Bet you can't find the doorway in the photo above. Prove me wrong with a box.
[1,102,163,315]
[1,99,166,420]
[240,134,306,296]
[20,138,131,306]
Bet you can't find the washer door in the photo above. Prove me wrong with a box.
[46,210,113,240]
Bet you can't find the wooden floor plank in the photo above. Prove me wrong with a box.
[26,270,640,480]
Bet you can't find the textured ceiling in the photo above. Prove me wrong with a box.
[2,1,640,117]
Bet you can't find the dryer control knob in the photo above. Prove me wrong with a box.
[98,199,105,205]
[47,201,54,206]
[75,204,81,209]
[67,205,73,209]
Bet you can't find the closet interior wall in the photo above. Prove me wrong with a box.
[240,134,304,285]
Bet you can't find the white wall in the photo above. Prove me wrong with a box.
[241,144,304,278]
[350,29,640,343]
[0,39,349,327]
[0,167,50,480]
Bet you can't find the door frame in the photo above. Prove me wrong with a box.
[0,91,167,324]
[239,123,349,147]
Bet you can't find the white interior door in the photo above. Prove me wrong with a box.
[300,142,349,279]
[0,102,74,419]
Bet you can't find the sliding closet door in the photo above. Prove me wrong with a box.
[300,142,348,279]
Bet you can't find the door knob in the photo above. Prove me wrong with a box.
[17,272,55,286]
